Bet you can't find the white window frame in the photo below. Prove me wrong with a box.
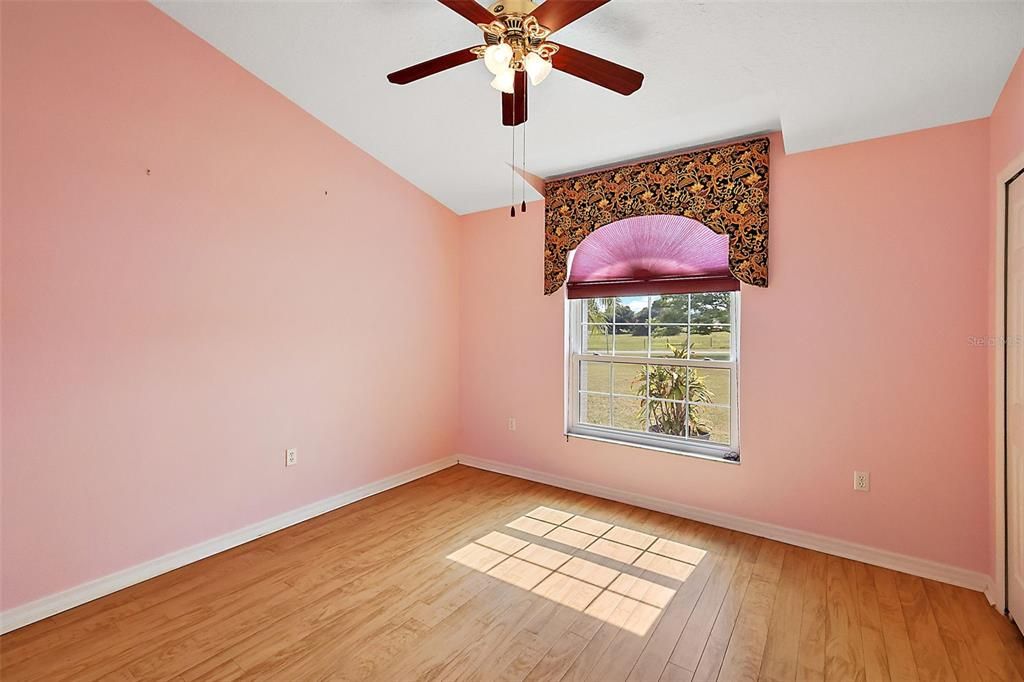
[566,293,740,463]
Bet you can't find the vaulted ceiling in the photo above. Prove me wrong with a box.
[154,1,1023,215]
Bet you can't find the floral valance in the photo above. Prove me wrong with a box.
[544,137,769,295]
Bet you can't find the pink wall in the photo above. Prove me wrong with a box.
[0,1,460,610]
[458,122,992,575]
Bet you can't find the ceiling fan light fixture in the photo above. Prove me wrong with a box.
[523,51,552,86]
[490,67,516,94]
[386,0,645,127]
[483,42,514,76]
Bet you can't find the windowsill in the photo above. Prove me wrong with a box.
[565,429,740,465]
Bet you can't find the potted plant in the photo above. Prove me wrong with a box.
[633,342,715,439]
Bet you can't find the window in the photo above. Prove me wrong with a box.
[567,292,739,461]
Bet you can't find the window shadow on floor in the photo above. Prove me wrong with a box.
[446,506,707,636]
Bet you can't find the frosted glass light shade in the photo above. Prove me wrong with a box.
[484,43,514,76]
[490,68,515,94]
[523,51,552,86]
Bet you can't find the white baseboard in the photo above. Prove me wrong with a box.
[0,455,458,635]
[456,455,992,596]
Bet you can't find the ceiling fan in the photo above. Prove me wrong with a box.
[387,0,644,126]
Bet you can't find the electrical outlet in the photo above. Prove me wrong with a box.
[285,448,297,467]
[854,471,870,491]
[508,417,517,432]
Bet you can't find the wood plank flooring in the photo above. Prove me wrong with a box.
[1,464,1021,681]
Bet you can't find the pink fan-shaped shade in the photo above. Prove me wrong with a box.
[566,215,739,299]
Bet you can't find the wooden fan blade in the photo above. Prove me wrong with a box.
[387,48,478,85]
[550,43,643,95]
[501,71,528,126]
[437,0,495,25]
[529,0,610,33]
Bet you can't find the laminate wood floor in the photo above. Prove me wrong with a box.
[1,464,1022,681]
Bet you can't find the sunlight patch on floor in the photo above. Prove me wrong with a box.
[445,507,707,636]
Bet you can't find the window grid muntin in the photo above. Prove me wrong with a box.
[578,389,732,411]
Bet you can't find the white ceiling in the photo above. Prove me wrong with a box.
[154,0,1024,215]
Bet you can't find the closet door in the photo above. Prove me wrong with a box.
[1008,173,1024,632]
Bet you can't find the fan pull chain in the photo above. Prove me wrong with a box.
[510,83,517,218]
[521,119,527,214]
[509,122,516,216]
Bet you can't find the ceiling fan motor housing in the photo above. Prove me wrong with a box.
[479,10,555,66]
[487,0,540,17]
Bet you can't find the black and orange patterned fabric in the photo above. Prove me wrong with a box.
[544,137,769,295]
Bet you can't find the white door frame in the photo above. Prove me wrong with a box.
[994,150,1024,613]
